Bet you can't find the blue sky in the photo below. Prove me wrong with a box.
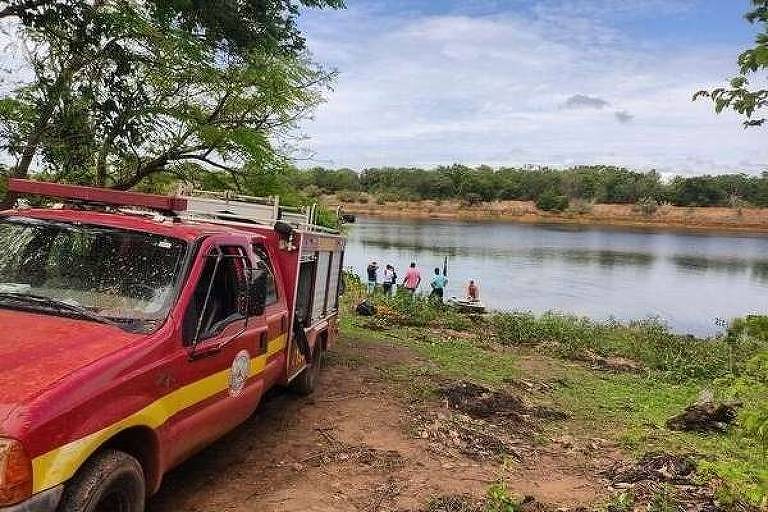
[296,0,767,174]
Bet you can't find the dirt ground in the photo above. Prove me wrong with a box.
[148,337,614,512]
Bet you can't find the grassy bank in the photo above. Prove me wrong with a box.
[341,275,768,507]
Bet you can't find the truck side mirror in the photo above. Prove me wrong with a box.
[249,268,267,317]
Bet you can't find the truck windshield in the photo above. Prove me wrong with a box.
[0,216,187,333]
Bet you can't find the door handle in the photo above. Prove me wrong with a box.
[259,331,268,354]
[188,343,222,361]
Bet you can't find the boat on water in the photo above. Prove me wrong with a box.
[447,297,486,314]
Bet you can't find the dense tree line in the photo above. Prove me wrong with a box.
[293,165,768,208]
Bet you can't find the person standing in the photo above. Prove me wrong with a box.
[382,264,397,296]
[429,267,448,302]
[366,261,379,294]
[467,280,479,301]
[402,262,421,295]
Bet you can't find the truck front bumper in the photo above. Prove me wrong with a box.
[0,485,63,512]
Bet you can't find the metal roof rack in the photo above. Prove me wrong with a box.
[5,179,340,234]
[178,189,339,234]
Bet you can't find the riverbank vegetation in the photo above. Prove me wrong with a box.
[343,273,768,507]
[294,165,768,210]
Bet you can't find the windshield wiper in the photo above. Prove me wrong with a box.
[0,292,122,329]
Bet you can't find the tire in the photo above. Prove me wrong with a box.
[290,341,324,396]
[58,449,145,512]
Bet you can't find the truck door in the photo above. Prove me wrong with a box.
[251,242,288,388]
[287,256,316,380]
[165,235,269,467]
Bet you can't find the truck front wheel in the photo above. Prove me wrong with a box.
[59,449,145,512]
[290,341,324,396]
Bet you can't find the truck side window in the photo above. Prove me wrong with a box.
[183,246,249,344]
[252,245,277,306]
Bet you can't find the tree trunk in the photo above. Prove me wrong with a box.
[111,157,168,191]
[95,135,111,186]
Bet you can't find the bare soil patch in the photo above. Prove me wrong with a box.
[148,336,610,511]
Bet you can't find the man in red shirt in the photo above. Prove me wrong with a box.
[402,262,421,294]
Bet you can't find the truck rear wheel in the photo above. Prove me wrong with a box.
[290,342,324,396]
[58,449,145,512]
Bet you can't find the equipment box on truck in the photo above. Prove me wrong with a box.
[0,179,344,512]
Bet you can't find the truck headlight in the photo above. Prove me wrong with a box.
[0,439,32,506]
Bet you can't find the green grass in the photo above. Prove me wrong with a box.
[340,275,768,506]
[404,334,519,385]
[492,311,767,383]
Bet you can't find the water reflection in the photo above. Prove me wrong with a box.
[345,217,768,335]
[528,248,655,268]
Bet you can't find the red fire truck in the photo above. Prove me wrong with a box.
[0,179,345,512]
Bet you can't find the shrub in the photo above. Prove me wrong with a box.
[567,199,593,215]
[535,191,569,212]
[336,190,361,203]
[486,481,522,512]
[303,184,322,198]
[376,191,401,203]
[313,206,341,230]
[461,193,483,207]
[729,195,752,210]
[634,197,659,216]
[728,315,768,343]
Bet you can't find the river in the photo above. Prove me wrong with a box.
[344,216,768,336]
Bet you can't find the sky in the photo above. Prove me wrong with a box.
[296,0,768,175]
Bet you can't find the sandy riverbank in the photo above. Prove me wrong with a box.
[331,198,768,234]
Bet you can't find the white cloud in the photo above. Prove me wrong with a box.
[298,4,767,174]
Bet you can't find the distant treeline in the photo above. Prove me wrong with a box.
[293,165,768,209]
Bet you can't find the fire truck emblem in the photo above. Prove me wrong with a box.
[229,350,250,397]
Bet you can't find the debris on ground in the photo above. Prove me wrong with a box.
[423,494,484,512]
[437,381,568,425]
[574,351,645,374]
[606,453,725,511]
[420,494,586,512]
[410,381,569,461]
[666,391,740,433]
[412,409,526,461]
[356,300,377,316]
[439,381,526,420]
[357,476,407,512]
[357,316,392,331]
[609,452,696,485]
[300,429,404,470]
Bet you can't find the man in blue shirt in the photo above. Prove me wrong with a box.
[429,267,447,302]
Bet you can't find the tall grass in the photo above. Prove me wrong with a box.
[344,271,768,382]
[492,311,767,382]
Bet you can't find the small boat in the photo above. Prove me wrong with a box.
[447,297,486,314]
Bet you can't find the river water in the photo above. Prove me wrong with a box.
[344,216,768,336]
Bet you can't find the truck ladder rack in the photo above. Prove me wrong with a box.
[179,189,338,233]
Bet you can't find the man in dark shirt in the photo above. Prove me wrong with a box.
[366,261,379,294]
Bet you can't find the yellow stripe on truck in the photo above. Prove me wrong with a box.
[31,334,287,494]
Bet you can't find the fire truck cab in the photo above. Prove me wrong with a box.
[0,179,345,512]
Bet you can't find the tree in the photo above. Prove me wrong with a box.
[694,1,768,127]
[0,0,343,203]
